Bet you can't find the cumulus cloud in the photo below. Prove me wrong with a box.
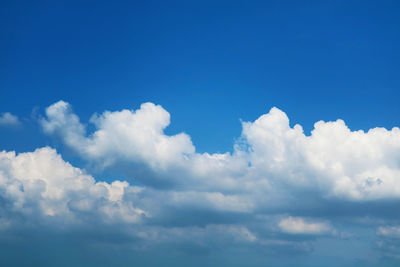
[0,147,268,265]
[241,107,400,200]
[0,112,20,126]
[0,147,145,224]
[40,101,195,169]
[1,100,399,263]
[40,101,400,201]
[278,217,333,235]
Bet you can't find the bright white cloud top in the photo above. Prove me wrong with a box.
[40,100,400,201]
[0,147,145,224]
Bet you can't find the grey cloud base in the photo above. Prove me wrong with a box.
[1,100,400,266]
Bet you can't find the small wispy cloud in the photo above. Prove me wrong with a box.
[377,226,400,238]
[0,112,20,126]
[278,217,333,235]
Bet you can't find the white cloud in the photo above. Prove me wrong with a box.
[0,112,20,126]
[2,100,400,261]
[241,107,400,200]
[41,101,195,170]
[0,147,145,224]
[40,101,400,202]
[278,217,333,235]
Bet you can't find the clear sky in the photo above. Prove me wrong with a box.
[1,1,400,266]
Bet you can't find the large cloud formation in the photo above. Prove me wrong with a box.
[1,100,400,266]
[40,100,400,201]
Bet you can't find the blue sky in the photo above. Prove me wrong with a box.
[1,1,400,266]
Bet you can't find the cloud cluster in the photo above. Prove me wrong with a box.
[40,101,400,201]
[1,100,400,265]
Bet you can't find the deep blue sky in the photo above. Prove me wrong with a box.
[2,0,400,153]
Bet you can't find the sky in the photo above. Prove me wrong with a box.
[1,0,400,266]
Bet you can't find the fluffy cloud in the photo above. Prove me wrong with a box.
[0,146,265,259]
[0,147,145,224]
[241,107,400,200]
[1,100,399,264]
[41,101,195,170]
[0,112,20,126]
[40,101,400,201]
